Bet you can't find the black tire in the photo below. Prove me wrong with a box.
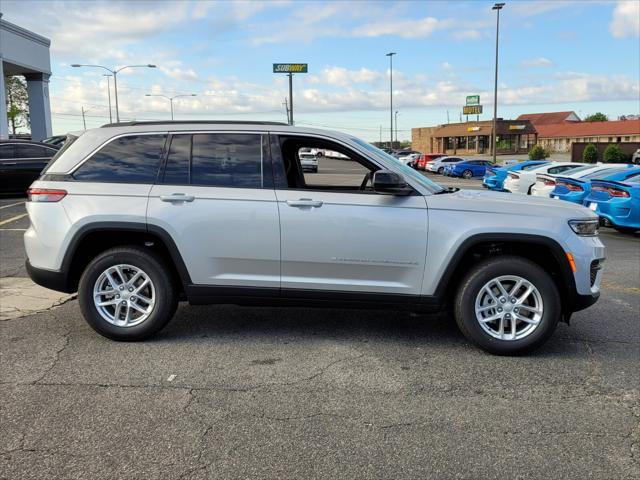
[462,169,473,179]
[78,246,178,341]
[454,256,561,355]
[438,167,445,174]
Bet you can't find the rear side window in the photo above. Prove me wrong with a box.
[164,135,191,184]
[15,144,53,159]
[191,134,262,187]
[74,135,166,183]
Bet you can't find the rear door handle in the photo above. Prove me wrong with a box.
[160,193,195,203]
[286,198,323,208]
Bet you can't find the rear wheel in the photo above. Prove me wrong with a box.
[454,256,560,355]
[78,246,178,341]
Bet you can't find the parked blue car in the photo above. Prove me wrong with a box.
[551,166,640,204]
[483,161,548,191]
[444,160,495,179]
[583,176,640,233]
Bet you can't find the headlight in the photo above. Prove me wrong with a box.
[568,219,599,236]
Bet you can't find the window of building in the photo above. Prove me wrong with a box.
[467,136,477,150]
[73,134,166,183]
[190,134,263,188]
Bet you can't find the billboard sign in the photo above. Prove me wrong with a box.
[273,63,308,73]
[466,95,480,106]
[463,105,483,115]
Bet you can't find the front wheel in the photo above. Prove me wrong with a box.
[454,256,561,355]
[438,167,445,174]
[78,246,178,341]
[462,169,473,179]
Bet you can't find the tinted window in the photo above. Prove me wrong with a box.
[14,144,52,159]
[164,135,191,184]
[0,145,13,159]
[74,135,166,183]
[191,134,262,188]
[548,165,575,174]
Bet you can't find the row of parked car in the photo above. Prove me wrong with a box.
[484,161,640,233]
[0,137,67,195]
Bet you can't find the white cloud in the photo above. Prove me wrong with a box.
[610,0,640,38]
[521,57,554,68]
[352,17,453,38]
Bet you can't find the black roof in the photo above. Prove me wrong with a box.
[101,120,289,128]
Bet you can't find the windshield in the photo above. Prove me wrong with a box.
[349,137,444,193]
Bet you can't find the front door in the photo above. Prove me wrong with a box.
[272,135,428,296]
[147,132,280,289]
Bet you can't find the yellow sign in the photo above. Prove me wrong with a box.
[509,125,526,130]
[463,105,483,115]
[467,127,481,132]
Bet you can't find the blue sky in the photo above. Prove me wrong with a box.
[2,0,639,141]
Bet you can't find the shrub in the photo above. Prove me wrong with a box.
[603,144,625,163]
[583,143,598,163]
[528,144,550,160]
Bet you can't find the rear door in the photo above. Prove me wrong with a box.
[147,132,280,290]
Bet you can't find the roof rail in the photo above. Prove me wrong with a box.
[101,120,289,128]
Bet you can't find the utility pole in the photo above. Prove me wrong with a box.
[81,106,87,130]
[386,52,396,148]
[491,2,505,164]
[379,125,382,145]
[447,110,450,124]
[282,98,290,123]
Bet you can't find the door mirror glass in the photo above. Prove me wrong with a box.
[372,170,412,195]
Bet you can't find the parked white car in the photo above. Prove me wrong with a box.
[299,153,319,173]
[428,156,466,174]
[531,164,630,197]
[504,162,586,194]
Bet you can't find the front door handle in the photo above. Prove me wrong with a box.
[286,198,323,208]
[160,193,195,203]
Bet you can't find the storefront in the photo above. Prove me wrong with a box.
[412,119,537,155]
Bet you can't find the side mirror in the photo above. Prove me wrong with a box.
[372,170,413,195]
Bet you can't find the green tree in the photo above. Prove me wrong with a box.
[528,144,550,160]
[584,112,608,122]
[4,76,30,134]
[603,144,625,163]
[583,143,598,163]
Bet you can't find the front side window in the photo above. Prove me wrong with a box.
[15,144,51,159]
[74,134,166,183]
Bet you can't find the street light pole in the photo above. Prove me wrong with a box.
[491,3,505,164]
[102,74,113,124]
[71,64,157,122]
[288,73,294,125]
[386,52,396,149]
[395,110,399,145]
[145,93,197,121]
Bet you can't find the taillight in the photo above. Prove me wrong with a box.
[557,181,583,192]
[592,185,629,197]
[543,178,556,186]
[27,188,67,202]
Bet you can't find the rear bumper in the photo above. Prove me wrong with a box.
[26,260,73,293]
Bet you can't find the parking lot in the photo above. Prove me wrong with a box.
[1,178,639,479]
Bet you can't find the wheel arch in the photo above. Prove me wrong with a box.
[433,233,576,312]
[61,222,191,294]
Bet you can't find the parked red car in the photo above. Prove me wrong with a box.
[415,153,445,171]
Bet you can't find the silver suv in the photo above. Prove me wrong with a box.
[24,121,604,354]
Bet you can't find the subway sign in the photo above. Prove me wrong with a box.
[463,105,483,115]
[273,63,308,73]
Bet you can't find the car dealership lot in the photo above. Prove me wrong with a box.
[1,193,638,479]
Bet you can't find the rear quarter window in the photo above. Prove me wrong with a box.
[73,134,166,183]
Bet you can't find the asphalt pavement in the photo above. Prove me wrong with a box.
[1,179,639,479]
